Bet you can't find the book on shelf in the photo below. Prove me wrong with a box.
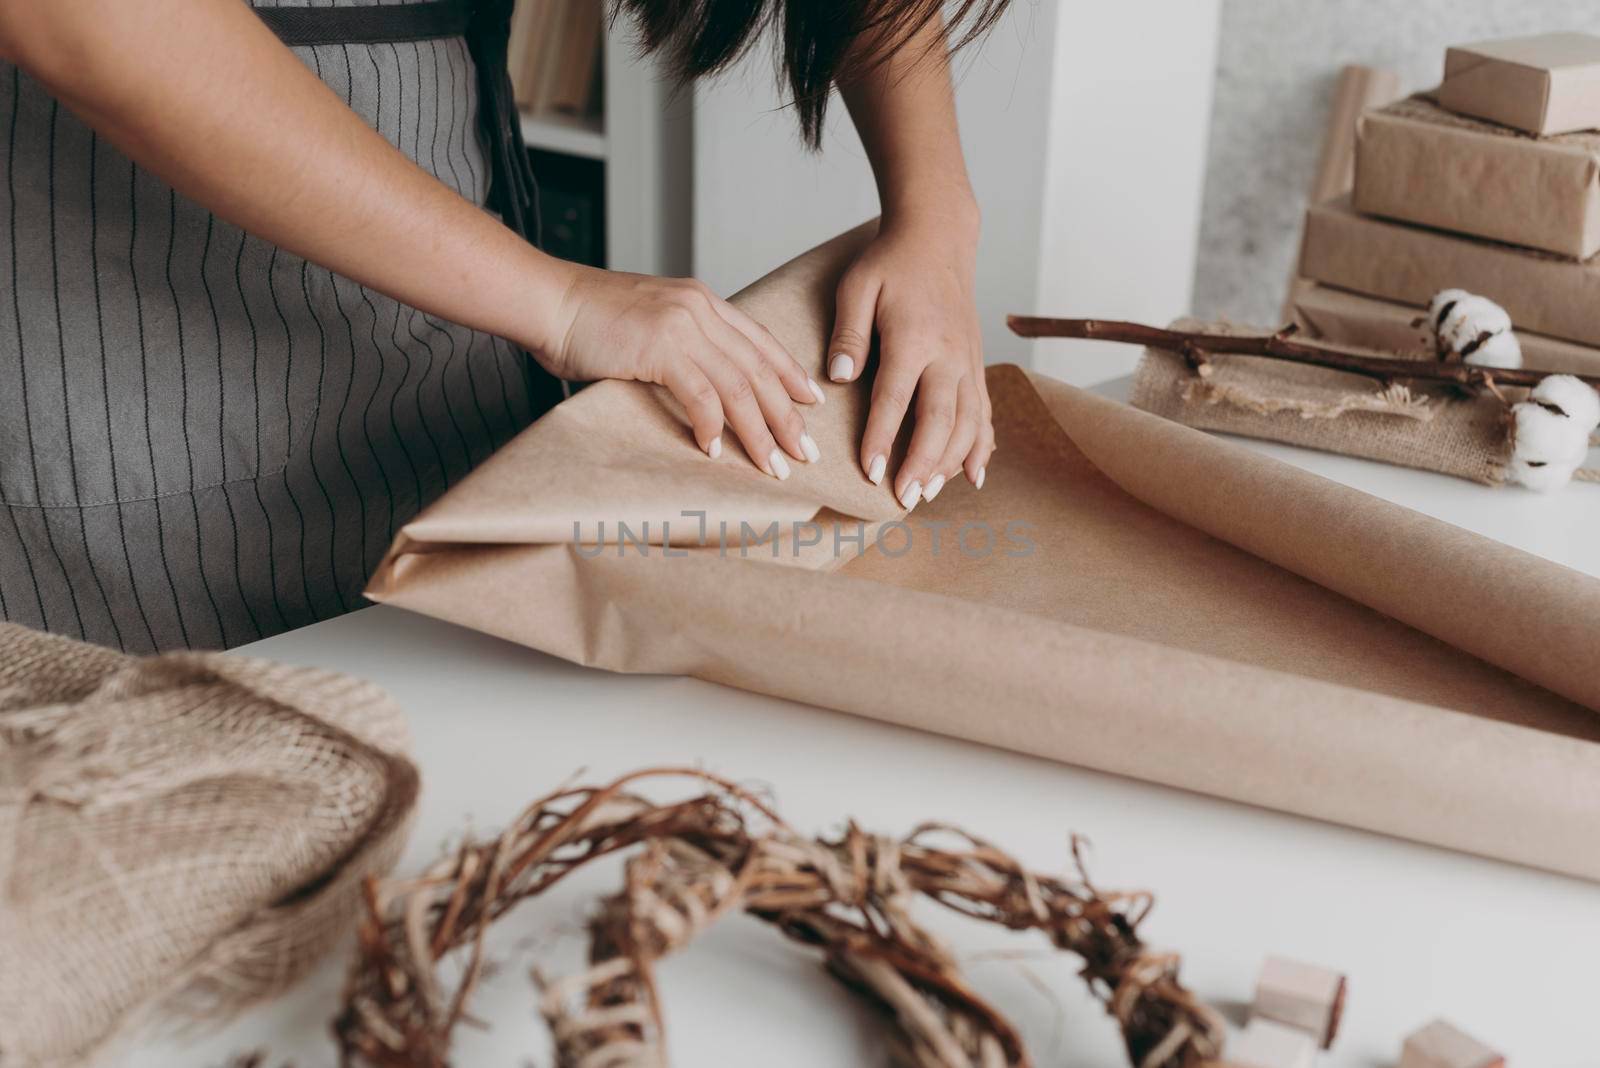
[509,0,603,120]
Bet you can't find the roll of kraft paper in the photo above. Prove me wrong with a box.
[368,222,1600,884]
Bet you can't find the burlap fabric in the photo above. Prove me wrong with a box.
[0,623,419,1067]
[1128,322,1513,486]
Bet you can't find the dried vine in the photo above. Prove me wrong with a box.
[1007,316,1600,395]
[335,768,1223,1068]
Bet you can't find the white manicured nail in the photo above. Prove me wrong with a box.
[974,465,986,490]
[924,474,945,501]
[768,449,791,480]
[706,436,722,459]
[867,454,886,485]
[828,354,854,382]
[808,378,826,404]
[799,433,821,463]
[899,480,921,510]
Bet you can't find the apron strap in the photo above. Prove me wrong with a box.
[252,1,473,46]
[254,0,569,411]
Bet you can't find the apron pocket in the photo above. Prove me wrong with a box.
[0,175,317,509]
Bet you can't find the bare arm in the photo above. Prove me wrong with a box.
[0,0,820,476]
[0,0,568,353]
[834,17,994,505]
[843,20,980,236]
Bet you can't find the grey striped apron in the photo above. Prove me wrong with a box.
[0,0,562,653]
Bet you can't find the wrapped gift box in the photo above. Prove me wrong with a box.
[1355,95,1600,259]
[1298,196,1600,349]
[1440,32,1600,136]
[369,223,1600,886]
[1291,283,1600,376]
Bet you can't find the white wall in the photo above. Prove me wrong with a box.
[1033,1,1221,385]
[689,0,1221,385]
[689,63,883,298]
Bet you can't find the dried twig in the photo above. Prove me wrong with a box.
[1007,316,1600,395]
[335,768,1223,1068]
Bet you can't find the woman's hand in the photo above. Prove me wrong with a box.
[539,265,825,479]
[825,210,994,508]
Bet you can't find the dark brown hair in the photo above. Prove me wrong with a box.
[611,0,1011,148]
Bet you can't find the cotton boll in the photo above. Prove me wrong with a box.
[1462,328,1522,370]
[1438,295,1512,349]
[1507,400,1591,491]
[1507,457,1581,492]
[1530,374,1600,432]
[1427,289,1521,368]
[1510,401,1591,464]
[1427,288,1472,328]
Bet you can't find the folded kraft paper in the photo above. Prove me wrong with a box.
[369,222,1600,884]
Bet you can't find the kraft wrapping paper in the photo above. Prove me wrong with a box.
[369,222,1600,882]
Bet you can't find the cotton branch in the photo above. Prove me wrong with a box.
[1006,316,1600,395]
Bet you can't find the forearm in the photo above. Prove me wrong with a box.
[839,16,979,235]
[830,15,993,502]
[0,0,571,356]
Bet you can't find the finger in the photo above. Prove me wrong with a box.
[711,292,824,406]
[966,357,995,488]
[658,356,726,459]
[692,348,790,480]
[694,304,816,464]
[859,358,921,491]
[930,376,980,498]
[826,268,880,384]
[893,370,959,510]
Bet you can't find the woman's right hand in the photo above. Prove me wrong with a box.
[536,264,826,479]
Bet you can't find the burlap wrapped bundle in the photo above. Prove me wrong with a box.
[0,623,419,1067]
[1129,323,1513,485]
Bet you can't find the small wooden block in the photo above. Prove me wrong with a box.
[1400,1019,1505,1068]
[1216,1019,1318,1068]
[1253,955,1347,1049]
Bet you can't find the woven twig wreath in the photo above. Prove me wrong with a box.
[335,768,1224,1068]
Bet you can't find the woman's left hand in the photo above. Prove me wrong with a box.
[825,209,994,509]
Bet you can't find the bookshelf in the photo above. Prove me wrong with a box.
[519,110,605,161]
[509,0,690,276]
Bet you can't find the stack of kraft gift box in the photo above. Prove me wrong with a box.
[1290,32,1600,376]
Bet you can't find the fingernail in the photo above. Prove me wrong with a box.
[768,449,791,480]
[808,378,826,405]
[707,436,722,460]
[867,454,886,485]
[899,480,921,510]
[799,433,821,463]
[829,354,854,382]
[924,474,945,501]
[974,465,986,490]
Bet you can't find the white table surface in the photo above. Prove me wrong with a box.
[131,380,1600,1068]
